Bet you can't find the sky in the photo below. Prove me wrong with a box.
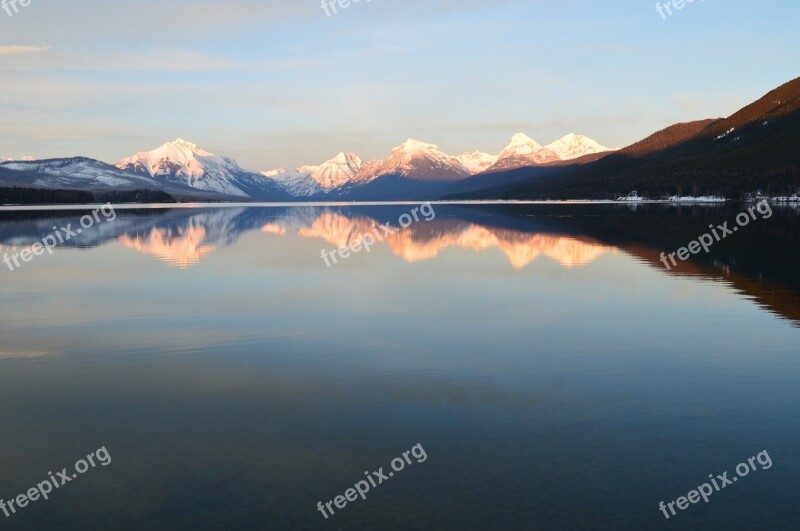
[0,0,798,171]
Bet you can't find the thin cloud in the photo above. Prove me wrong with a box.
[2,47,318,73]
[0,44,49,56]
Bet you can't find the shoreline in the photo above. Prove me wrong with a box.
[0,197,798,211]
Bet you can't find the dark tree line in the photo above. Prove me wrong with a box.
[0,187,176,205]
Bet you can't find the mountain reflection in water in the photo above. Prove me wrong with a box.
[0,203,798,325]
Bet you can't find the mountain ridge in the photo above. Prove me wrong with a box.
[116,139,290,200]
[259,133,611,198]
[463,76,800,200]
[6,73,798,204]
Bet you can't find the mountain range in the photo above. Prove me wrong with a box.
[1,75,798,203]
[452,76,800,200]
[0,133,609,202]
[260,134,609,199]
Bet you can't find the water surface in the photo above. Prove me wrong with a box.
[0,203,798,530]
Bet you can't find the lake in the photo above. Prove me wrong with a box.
[0,202,798,530]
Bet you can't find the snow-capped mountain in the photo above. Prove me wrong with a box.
[262,134,610,198]
[261,168,285,178]
[301,152,363,189]
[487,133,561,172]
[265,168,324,198]
[0,157,219,198]
[355,139,469,183]
[116,139,289,200]
[0,155,35,162]
[545,134,611,160]
[1,133,612,203]
[266,140,471,197]
[264,152,363,197]
[457,151,499,174]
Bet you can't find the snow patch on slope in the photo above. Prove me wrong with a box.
[267,169,323,197]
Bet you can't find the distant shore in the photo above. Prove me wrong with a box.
[2,197,800,211]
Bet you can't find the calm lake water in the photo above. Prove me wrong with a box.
[0,203,798,530]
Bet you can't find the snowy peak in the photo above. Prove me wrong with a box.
[170,138,209,154]
[396,138,440,153]
[0,156,233,199]
[391,139,459,165]
[266,152,363,196]
[488,133,560,171]
[395,139,449,161]
[116,139,288,200]
[116,138,219,180]
[106,132,612,200]
[266,152,364,197]
[503,133,543,155]
[301,152,363,190]
[261,168,286,178]
[486,132,611,171]
[386,138,457,164]
[0,155,36,162]
[330,151,361,166]
[355,139,469,183]
[457,151,499,174]
[545,134,611,160]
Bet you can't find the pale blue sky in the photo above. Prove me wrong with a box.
[0,0,797,171]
